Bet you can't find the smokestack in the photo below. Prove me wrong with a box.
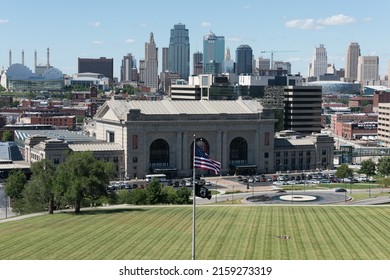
[34,50,37,72]
[22,49,24,65]
[47,47,50,68]
[9,49,12,66]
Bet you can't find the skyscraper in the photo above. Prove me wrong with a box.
[235,45,253,75]
[357,56,379,85]
[308,44,327,78]
[168,23,190,80]
[162,47,169,72]
[222,47,234,73]
[203,31,225,75]
[121,53,136,82]
[193,51,203,76]
[144,32,159,90]
[284,86,322,135]
[345,42,360,82]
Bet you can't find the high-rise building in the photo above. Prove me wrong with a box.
[357,56,379,85]
[235,45,253,75]
[121,53,136,82]
[283,86,322,135]
[222,47,234,73]
[144,32,159,90]
[78,57,114,83]
[308,44,327,78]
[345,42,360,82]
[162,47,169,72]
[203,31,225,75]
[193,51,203,76]
[168,23,190,80]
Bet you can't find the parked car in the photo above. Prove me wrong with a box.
[335,188,347,192]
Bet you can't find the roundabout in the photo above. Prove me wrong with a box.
[245,191,349,205]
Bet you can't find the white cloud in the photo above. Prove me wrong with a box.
[285,19,317,30]
[201,22,211,27]
[125,38,135,43]
[317,14,356,26]
[286,14,356,30]
[227,36,243,42]
[92,40,103,44]
[88,21,101,27]
[0,19,10,24]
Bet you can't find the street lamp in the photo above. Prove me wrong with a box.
[215,181,218,203]
[232,186,235,204]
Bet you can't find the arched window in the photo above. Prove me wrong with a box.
[150,139,169,168]
[229,137,247,165]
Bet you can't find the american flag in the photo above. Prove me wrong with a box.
[194,144,221,175]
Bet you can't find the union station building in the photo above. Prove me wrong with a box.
[91,98,334,179]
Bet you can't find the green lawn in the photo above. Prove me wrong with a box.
[0,205,389,260]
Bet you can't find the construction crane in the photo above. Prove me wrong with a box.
[260,50,299,70]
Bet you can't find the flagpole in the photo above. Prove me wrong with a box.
[192,135,196,260]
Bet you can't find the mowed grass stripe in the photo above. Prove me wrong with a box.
[320,207,361,259]
[344,208,390,259]
[0,206,390,260]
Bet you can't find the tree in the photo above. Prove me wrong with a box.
[175,187,192,204]
[145,179,164,204]
[358,159,376,179]
[335,163,353,182]
[54,151,116,213]
[23,159,56,214]
[1,130,13,142]
[377,157,390,177]
[4,169,27,200]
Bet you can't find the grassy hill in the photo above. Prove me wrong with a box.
[0,205,389,260]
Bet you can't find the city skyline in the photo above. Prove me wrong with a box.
[0,0,389,79]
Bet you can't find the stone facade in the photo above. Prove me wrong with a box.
[92,99,335,179]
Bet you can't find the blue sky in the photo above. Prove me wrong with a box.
[0,0,389,79]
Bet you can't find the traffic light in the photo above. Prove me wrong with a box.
[195,183,212,200]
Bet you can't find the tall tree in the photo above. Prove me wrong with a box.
[54,151,116,213]
[358,159,376,179]
[335,163,353,182]
[4,169,27,200]
[377,157,390,177]
[23,159,56,214]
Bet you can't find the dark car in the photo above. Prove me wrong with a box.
[335,188,347,192]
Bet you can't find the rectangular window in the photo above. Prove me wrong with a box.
[107,131,115,143]
[133,135,138,149]
[132,157,138,163]
[264,132,270,146]
[283,151,288,157]
[264,152,269,158]
[276,152,280,157]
